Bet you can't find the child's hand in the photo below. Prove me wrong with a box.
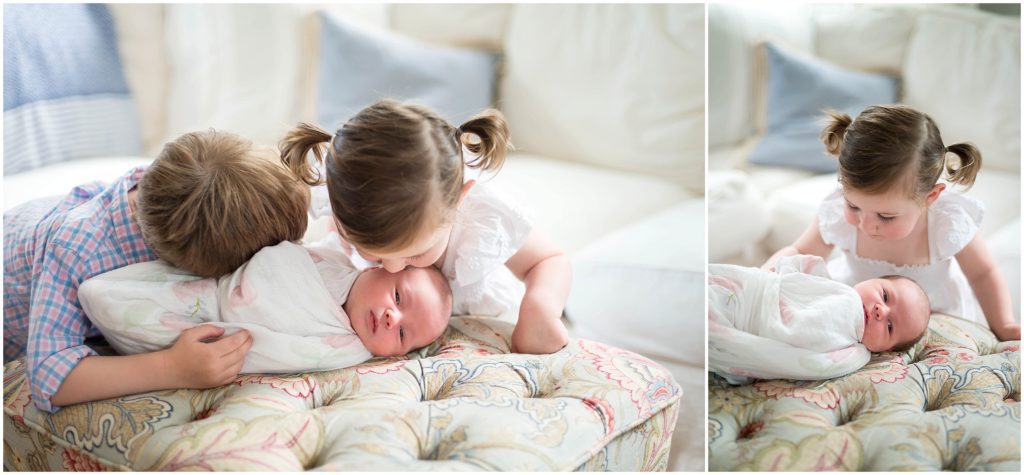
[993,323,1021,341]
[163,325,253,388]
[511,315,569,354]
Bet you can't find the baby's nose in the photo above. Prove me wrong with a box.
[384,309,402,328]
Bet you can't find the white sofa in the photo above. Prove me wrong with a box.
[3,4,705,471]
[707,3,1021,320]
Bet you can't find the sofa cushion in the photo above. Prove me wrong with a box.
[812,4,917,74]
[902,9,1020,174]
[3,156,151,212]
[389,4,512,51]
[708,171,772,262]
[708,3,814,149]
[747,42,899,173]
[316,10,498,128]
[3,4,143,175]
[499,4,704,193]
[486,153,693,255]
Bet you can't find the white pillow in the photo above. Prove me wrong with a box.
[499,4,705,193]
[902,9,1020,174]
[3,157,151,211]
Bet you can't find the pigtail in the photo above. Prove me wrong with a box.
[944,142,982,189]
[458,109,512,173]
[820,110,853,156]
[279,122,333,186]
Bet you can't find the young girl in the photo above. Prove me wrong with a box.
[763,105,1020,342]
[710,254,931,384]
[280,99,570,354]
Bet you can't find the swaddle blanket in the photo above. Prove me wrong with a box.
[78,241,372,373]
[708,255,869,384]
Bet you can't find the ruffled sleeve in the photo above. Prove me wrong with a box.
[929,191,984,261]
[445,184,533,288]
[309,184,332,219]
[817,188,855,251]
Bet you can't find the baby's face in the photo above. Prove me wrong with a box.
[854,277,929,352]
[344,266,451,357]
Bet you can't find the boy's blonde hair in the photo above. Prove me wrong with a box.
[821,104,982,199]
[279,99,511,254]
[136,130,310,277]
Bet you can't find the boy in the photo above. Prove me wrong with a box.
[4,130,309,412]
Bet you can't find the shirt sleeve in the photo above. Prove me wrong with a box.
[26,244,98,413]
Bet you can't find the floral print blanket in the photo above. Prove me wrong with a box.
[4,317,680,471]
[708,313,1020,471]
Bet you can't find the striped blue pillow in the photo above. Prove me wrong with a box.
[3,4,142,175]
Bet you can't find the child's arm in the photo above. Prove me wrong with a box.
[51,326,253,407]
[956,235,1020,341]
[505,230,571,354]
[761,217,835,271]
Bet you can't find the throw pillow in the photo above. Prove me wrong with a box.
[316,11,498,128]
[3,4,142,176]
[747,41,899,172]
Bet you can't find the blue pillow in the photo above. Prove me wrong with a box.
[316,11,498,128]
[3,4,142,176]
[747,42,899,173]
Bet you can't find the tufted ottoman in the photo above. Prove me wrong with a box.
[3,316,680,471]
[708,314,1021,471]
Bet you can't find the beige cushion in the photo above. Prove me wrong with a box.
[499,4,704,193]
[902,9,1020,174]
[389,4,511,50]
[108,4,168,156]
[485,153,692,255]
[812,5,917,74]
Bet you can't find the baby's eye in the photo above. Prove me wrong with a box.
[883,290,889,303]
[399,327,405,342]
[887,321,893,334]
[394,289,401,305]
[878,214,895,222]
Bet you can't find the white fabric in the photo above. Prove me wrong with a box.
[79,241,372,374]
[812,4,916,74]
[488,153,693,254]
[818,188,986,324]
[707,2,814,148]
[499,4,704,193]
[708,255,870,384]
[442,184,532,321]
[988,218,1021,322]
[902,9,1020,174]
[389,4,512,50]
[3,157,151,212]
[707,171,771,262]
[107,4,167,156]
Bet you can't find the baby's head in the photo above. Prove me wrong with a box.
[854,275,931,352]
[343,264,453,357]
[137,130,310,277]
[279,99,511,273]
[821,105,983,242]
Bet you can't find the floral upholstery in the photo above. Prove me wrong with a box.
[3,317,680,471]
[708,314,1020,471]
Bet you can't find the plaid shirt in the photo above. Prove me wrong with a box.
[3,166,156,412]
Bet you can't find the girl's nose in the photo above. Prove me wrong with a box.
[382,260,406,273]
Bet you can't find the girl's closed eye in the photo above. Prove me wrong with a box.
[878,214,895,222]
[846,201,860,211]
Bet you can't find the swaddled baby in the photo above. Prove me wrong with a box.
[78,235,452,373]
[709,254,930,384]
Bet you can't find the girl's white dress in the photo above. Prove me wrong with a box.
[311,182,532,322]
[708,255,869,384]
[818,188,984,325]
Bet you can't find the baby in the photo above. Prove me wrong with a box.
[709,254,930,384]
[78,235,452,374]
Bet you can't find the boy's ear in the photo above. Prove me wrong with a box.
[924,182,945,206]
[458,179,476,205]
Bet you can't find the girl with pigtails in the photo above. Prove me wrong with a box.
[763,104,1019,341]
[280,99,571,354]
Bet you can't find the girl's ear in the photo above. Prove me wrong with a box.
[924,182,946,206]
[458,179,476,205]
